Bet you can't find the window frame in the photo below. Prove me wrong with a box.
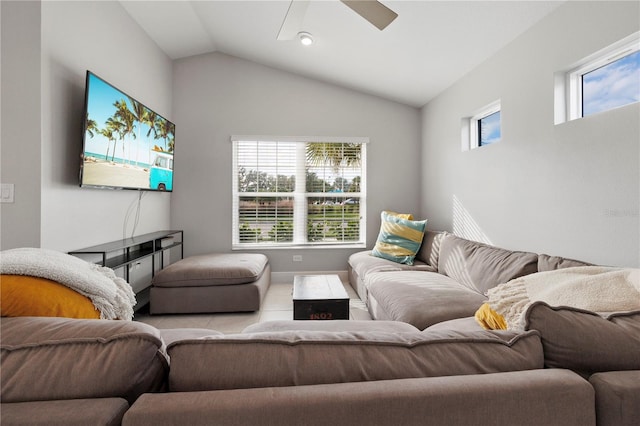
[231,136,367,250]
[556,31,640,123]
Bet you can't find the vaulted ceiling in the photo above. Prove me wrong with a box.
[121,1,563,107]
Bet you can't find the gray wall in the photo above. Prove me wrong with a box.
[420,1,640,267]
[1,1,173,252]
[172,52,421,272]
[1,1,42,249]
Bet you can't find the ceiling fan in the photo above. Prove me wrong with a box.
[277,0,398,41]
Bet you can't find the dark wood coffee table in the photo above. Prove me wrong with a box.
[293,275,349,320]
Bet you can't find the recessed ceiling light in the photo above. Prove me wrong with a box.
[297,31,314,46]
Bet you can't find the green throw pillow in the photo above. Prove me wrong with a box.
[371,211,427,265]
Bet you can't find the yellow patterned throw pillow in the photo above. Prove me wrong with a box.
[371,211,427,265]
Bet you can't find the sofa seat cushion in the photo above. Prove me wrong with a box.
[424,317,485,333]
[589,370,640,426]
[151,253,268,287]
[348,251,435,283]
[167,329,542,392]
[365,271,487,330]
[0,398,129,426]
[159,328,225,346]
[243,319,419,334]
[524,301,640,375]
[437,233,538,295]
[0,316,167,404]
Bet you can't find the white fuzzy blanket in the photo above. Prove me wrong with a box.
[487,266,640,330]
[0,247,136,320]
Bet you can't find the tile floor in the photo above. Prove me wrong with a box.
[135,280,372,334]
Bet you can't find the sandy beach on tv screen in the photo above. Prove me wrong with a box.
[82,160,150,189]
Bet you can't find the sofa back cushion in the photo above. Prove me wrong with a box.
[437,233,538,295]
[415,230,446,268]
[524,301,640,376]
[0,317,167,404]
[537,254,593,272]
[167,330,543,392]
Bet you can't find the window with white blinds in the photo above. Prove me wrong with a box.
[232,137,367,248]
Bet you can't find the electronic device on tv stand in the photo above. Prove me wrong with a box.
[79,70,176,192]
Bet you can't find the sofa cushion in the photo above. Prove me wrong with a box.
[151,253,268,287]
[524,301,640,375]
[0,317,167,404]
[437,233,538,295]
[365,271,487,329]
[537,253,593,272]
[424,317,485,333]
[159,328,224,346]
[0,398,129,426]
[371,211,426,265]
[589,370,640,426]
[167,329,542,391]
[0,274,100,319]
[243,319,419,334]
[125,370,594,426]
[348,251,435,283]
[415,230,446,267]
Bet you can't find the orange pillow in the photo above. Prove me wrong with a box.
[474,303,507,330]
[0,274,100,319]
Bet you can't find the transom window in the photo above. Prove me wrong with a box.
[462,100,501,151]
[556,31,640,123]
[232,137,367,248]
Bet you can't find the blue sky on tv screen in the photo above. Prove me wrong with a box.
[85,74,172,167]
[583,50,640,117]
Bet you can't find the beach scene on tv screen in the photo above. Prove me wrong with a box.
[82,73,175,190]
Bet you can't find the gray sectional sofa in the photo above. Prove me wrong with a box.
[348,230,592,329]
[1,231,639,425]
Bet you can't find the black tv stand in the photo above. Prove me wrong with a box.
[69,230,183,310]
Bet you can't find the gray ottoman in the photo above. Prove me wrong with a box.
[149,253,270,314]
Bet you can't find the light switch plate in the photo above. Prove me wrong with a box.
[1,183,15,203]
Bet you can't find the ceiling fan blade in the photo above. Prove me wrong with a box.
[277,0,310,40]
[340,0,398,31]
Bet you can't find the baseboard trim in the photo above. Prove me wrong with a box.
[271,270,349,284]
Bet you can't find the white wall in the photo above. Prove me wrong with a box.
[172,52,421,272]
[421,1,640,267]
[38,1,174,252]
[1,1,42,249]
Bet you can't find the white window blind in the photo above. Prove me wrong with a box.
[232,137,367,248]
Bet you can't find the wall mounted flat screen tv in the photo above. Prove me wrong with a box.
[80,71,175,191]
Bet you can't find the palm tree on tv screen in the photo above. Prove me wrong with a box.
[155,119,174,152]
[128,97,148,167]
[98,126,116,160]
[105,117,124,163]
[114,99,136,165]
[86,113,99,138]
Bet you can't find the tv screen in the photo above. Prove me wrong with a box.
[80,71,175,191]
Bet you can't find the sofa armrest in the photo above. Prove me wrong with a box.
[590,370,640,426]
